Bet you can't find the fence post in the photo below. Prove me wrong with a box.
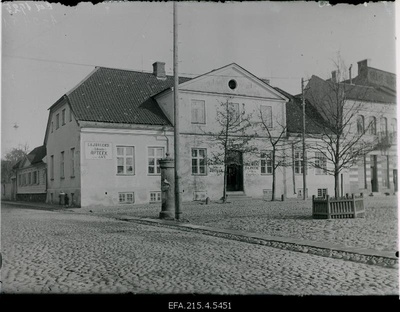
[312,195,315,216]
[326,195,330,219]
[351,193,355,218]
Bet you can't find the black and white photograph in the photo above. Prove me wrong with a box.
[1,0,398,306]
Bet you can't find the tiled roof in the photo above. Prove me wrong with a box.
[272,87,324,134]
[67,67,191,125]
[12,145,46,169]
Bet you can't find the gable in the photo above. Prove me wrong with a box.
[179,63,288,101]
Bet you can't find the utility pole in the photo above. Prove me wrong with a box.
[301,78,307,200]
[173,2,182,220]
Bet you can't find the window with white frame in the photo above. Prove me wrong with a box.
[117,146,134,175]
[260,151,272,174]
[60,151,65,179]
[118,192,135,204]
[192,148,207,175]
[314,152,327,175]
[70,148,75,177]
[148,147,164,175]
[317,188,327,198]
[260,105,273,128]
[294,150,304,174]
[150,191,162,203]
[191,99,206,124]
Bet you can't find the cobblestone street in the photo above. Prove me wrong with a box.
[1,203,398,297]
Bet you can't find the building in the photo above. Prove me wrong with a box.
[44,60,396,208]
[304,59,397,196]
[12,145,47,202]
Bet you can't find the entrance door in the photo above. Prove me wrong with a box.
[370,155,378,192]
[226,151,243,192]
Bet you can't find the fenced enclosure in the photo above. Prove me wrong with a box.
[312,193,365,219]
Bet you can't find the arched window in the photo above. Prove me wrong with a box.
[380,117,388,136]
[368,116,377,135]
[357,115,364,134]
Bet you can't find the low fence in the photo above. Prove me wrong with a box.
[312,193,365,219]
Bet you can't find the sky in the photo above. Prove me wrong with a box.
[0,1,397,157]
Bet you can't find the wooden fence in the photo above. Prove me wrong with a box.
[312,193,365,219]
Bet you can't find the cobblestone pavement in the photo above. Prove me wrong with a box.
[1,204,398,295]
[93,196,398,253]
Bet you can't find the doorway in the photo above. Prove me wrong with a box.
[370,155,378,192]
[226,151,243,192]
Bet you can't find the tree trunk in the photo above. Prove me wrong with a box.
[271,149,276,201]
[334,168,340,198]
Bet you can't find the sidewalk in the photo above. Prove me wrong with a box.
[2,199,398,268]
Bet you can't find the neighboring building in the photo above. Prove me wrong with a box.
[304,59,397,196]
[13,145,47,202]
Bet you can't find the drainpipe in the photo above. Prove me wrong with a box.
[162,127,170,157]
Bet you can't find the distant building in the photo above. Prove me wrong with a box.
[13,145,47,202]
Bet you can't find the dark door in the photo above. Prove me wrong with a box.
[393,169,398,192]
[226,151,243,192]
[370,155,378,192]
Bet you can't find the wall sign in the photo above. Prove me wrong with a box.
[85,142,112,159]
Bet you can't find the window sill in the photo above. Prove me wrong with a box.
[116,174,135,176]
[70,175,75,179]
[260,173,273,176]
[148,173,161,176]
[192,174,207,176]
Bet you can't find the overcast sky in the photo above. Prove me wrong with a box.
[1,1,397,157]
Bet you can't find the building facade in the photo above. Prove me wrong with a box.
[44,60,395,208]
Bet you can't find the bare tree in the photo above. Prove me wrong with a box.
[1,144,29,183]
[304,58,380,197]
[255,107,291,201]
[205,98,255,202]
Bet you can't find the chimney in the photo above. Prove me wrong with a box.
[153,61,166,79]
[349,64,353,84]
[331,70,337,83]
[357,59,371,77]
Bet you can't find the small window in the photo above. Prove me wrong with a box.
[150,191,161,203]
[70,148,75,177]
[119,192,135,204]
[357,115,364,135]
[62,109,66,125]
[368,116,377,135]
[56,114,60,129]
[228,79,237,90]
[260,151,272,174]
[60,151,65,179]
[192,148,207,175]
[28,172,31,185]
[317,188,327,198]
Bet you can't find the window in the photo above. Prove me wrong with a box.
[191,100,206,124]
[28,172,31,185]
[260,151,272,174]
[60,152,65,178]
[119,192,135,204]
[117,146,134,175]
[69,109,73,122]
[368,116,377,135]
[50,155,54,180]
[380,117,388,136]
[148,147,164,175]
[315,152,327,175]
[23,173,26,186]
[19,174,22,186]
[33,171,37,184]
[70,148,75,177]
[56,114,60,129]
[317,188,327,198]
[294,150,304,174]
[356,115,364,135]
[391,118,397,135]
[260,105,273,128]
[228,79,237,90]
[150,191,162,203]
[192,148,207,175]
[62,109,66,125]
[43,170,46,184]
[228,103,240,122]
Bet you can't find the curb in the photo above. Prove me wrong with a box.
[116,216,399,269]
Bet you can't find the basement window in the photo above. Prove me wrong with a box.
[119,192,135,204]
[150,191,161,203]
